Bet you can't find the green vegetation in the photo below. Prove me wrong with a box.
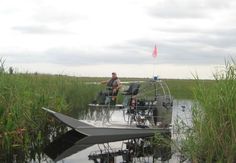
[0,70,101,162]
[181,60,236,162]
[164,79,213,99]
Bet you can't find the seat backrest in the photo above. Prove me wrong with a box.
[125,83,140,95]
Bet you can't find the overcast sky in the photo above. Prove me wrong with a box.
[0,0,236,79]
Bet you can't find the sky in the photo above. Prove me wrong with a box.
[0,0,236,79]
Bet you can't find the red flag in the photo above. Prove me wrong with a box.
[152,44,158,58]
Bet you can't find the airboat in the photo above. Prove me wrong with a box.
[42,77,173,161]
[43,77,173,136]
[85,77,173,129]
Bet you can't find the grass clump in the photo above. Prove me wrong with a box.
[182,60,236,162]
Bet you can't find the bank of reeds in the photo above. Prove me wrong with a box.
[182,60,236,162]
[0,71,101,162]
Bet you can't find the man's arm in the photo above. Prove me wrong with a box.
[116,79,122,89]
[100,80,108,84]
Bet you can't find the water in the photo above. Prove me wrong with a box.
[40,100,192,163]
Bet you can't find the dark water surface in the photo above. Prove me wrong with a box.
[36,100,192,163]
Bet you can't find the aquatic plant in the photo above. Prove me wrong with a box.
[182,59,236,162]
[0,73,101,162]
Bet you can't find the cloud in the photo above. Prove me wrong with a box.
[158,42,228,64]
[149,0,233,19]
[3,31,235,67]
[149,1,205,19]
[44,47,151,65]
[2,46,153,66]
[2,52,46,64]
[108,38,234,65]
[154,27,236,49]
[12,25,71,34]
[32,10,84,25]
[183,35,236,49]
[1,0,236,78]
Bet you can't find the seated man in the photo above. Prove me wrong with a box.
[97,72,122,105]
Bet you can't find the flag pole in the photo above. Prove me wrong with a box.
[152,44,158,79]
[153,58,155,78]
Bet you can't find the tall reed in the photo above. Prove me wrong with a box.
[182,60,236,162]
[0,72,101,162]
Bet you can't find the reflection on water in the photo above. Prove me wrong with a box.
[0,120,69,163]
[44,130,172,163]
[88,137,172,163]
[41,100,192,163]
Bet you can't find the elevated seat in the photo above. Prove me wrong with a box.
[122,83,140,96]
[122,83,140,108]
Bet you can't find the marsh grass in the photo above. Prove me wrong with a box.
[182,60,236,162]
[164,79,213,99]
[0,72,101,162]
